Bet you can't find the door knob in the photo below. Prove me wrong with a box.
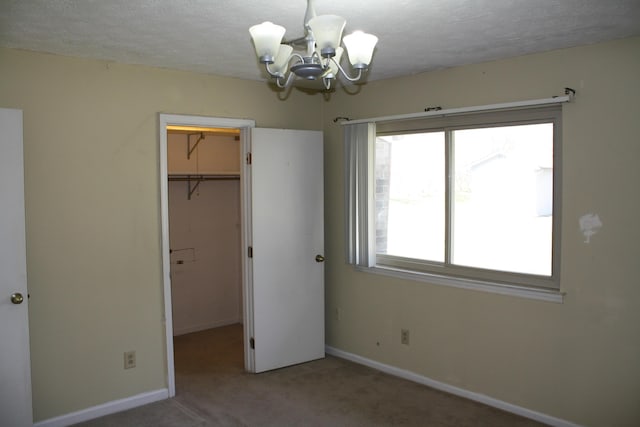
[11,293,24,305]
[315,255,325,263]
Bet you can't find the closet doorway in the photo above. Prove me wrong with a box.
[166,124,245,391]
[160,114,325,396]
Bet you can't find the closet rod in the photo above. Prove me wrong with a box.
[168,175,239,181]
[169,174,240,200]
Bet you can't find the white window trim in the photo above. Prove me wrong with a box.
[357,266,564,303]
[344,95,573,303]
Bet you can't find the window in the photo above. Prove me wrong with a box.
[346,105,562,298]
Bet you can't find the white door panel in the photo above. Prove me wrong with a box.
[0,108,33,426]
[249,128,324,373]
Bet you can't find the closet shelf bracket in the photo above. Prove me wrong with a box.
[187,132,205,160]
[187,176,201,200]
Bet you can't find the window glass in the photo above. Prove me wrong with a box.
[451,124,553,276]
[376,132,445,262]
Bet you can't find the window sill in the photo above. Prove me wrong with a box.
[355,265,564,303]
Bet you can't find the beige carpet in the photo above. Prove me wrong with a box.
[76,324,546,426]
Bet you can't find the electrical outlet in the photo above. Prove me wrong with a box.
[124,351,136,369]
[401,329,410,346]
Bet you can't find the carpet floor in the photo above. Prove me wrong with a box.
[76,324,547,426]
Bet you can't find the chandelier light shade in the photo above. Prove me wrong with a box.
[248,0,378,90]
[308,15,346,56]
[249,22,286,63]
[342,31,379,68]
[272,45,294,77]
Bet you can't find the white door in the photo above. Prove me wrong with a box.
[0,108,33,426]
[248,128,325,373]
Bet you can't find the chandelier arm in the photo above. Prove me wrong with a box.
[265,54,302,89]
[275,70,297,89]
[263,62,282,79]
[275,76,287,88]
[331,58,364,82]
[264,52,303,79]
[284,71,297,88]
[290,52,306,63]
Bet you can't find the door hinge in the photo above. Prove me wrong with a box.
[246,152,252,165]
[250,337,255,349]
[248,246,253,258]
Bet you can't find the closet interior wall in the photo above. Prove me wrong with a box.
[167,131,242,336]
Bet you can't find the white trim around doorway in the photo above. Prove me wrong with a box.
[158,114,255,397]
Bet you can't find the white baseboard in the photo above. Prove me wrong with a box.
[173,317,242,336]
[325,346,582,427]
[34,388,169,427]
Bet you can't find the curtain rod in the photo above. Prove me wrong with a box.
[340,89,575,125]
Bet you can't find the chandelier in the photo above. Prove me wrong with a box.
[248,0,378,90]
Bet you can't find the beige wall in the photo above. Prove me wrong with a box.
[322,37,640,427]
[1,35,639,426]
[0,47,321,421]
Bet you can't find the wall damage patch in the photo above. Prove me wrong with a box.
[579,213,602,243]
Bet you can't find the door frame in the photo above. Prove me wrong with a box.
[158,114,255,397]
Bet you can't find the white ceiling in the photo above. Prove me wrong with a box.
[1,0,640,85]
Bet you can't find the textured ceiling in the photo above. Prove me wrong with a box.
[1,0,640,85]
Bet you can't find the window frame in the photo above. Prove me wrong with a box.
[345,105,564,302]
